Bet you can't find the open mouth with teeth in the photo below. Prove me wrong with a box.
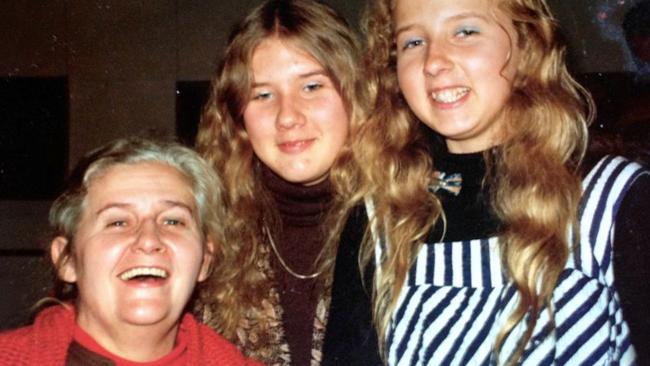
[431,87,470,104]
[119,267,168,282]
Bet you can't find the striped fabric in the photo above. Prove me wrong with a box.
[384,156,647,365]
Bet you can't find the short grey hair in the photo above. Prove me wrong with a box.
[49,137,225,299]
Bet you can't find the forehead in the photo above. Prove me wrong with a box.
[250,37,323,71]
[84,162,195,207]
[394,0,518,45]
[394,0,498,24]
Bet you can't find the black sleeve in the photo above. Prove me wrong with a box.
[613,173,650,364]
[321,205,382,366]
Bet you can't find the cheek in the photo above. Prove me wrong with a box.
[484,37,518,78]
[504,48,522,81]
[466,47,515,89]
[72,258,104,291]
[242,108,257,134]
[319,99,350,145]
[175,246,206,280]
[75,240,123,278]
[243,112,272,148]
[396,61,421,98]
[396,60,410,88]
[328,121,349,152]
[324,96,348,121]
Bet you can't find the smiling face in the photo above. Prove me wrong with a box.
[243,37,349,186]
[394,0,520,153]
[52,162,213,345]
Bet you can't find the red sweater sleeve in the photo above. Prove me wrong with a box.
[0,305,75,366]
[0,325,34,364]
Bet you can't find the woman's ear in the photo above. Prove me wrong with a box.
[198,239,216,282]
[50,236,77,283]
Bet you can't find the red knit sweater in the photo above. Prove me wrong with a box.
[0,305,263,366]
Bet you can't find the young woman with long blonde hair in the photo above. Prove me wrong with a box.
[357,0,650,364]
[195,1,380,365]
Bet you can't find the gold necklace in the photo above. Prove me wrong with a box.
[264,226,322,280]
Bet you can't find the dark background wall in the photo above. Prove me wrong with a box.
[0,0,365,330]
[0,0,647,329]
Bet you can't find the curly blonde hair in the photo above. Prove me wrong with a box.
[195,0,369,345]
[358,0,593,362]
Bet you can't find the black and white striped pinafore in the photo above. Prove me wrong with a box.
[383,156,647,365]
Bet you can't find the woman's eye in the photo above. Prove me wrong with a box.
[304,82,323,92]
[402,38,424,50]
[252,91,271,100]
[107,220,127,228]
[163,218,184,226]
[455,27,479,38]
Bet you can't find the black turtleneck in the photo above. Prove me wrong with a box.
[429,143,650,359]
[429,146,499,242]
[261,166,332,366]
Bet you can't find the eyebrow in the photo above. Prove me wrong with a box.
[162,200,195,215]
[95,200,195,216]
[447,11,490,23]
[250,69,329,88]
[298,70,329,79]
[395,11,491,37]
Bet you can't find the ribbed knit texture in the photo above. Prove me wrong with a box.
[262,166,332,366]
[0,305,262,366]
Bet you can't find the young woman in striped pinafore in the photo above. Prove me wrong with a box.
[354,0,650,364]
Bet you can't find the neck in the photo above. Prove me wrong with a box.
[77,316,179,362]
[443,123,505,153]
[261,164,332,226]
[446,139,495,154]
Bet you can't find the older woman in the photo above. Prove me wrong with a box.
[0,138,261,365]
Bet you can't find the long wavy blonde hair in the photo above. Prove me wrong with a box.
[195,0,368,342]
[358,0,593,362]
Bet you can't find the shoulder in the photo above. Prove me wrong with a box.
[0,304,74,342]
[580,155,650,229]
[581,155,649,208]
[0,324,33,352]
[0,305,74,364]
[577,156,648,262]
[583,155,648,187]
[194,319,240,351]
[619,169,650,208]
[614,167,650,242]
[0,326,33,365]
[183,314,264,366]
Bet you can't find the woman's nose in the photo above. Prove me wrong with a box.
[132,220,164,254]
[276,95,306,129]
[423,44,453,77]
